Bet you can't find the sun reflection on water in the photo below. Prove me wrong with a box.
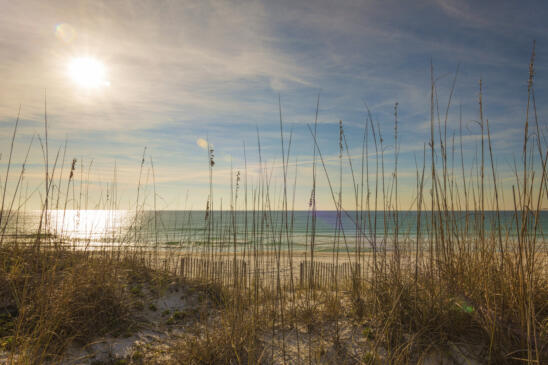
[46,210,133,243]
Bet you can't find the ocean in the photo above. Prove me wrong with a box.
[1,210,546,251]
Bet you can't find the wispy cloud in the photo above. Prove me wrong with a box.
[0,0,546,209]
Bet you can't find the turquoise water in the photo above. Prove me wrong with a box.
[2,210,546,251]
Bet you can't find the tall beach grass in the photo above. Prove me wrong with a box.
[0,46,547,364]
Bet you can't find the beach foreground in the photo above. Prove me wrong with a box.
[1,241,546,364]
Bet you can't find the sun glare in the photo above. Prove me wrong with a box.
[68,57,110,88]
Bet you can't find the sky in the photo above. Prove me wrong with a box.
[0,0,547,210]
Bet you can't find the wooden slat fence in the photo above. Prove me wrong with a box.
[180,257,363,290]
[299,261,361,289]
[180,257,247,288]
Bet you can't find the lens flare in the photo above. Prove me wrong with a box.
[55,23,76,43]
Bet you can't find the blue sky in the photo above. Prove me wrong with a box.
[0,0,547,210]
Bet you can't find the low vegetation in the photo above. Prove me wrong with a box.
[0,47,547,364]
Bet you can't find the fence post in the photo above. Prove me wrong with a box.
[243,261,247,289]
[299,262,303,288]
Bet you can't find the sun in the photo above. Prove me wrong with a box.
[68,57,110,88]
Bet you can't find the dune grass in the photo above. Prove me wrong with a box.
[0,47,547,364]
